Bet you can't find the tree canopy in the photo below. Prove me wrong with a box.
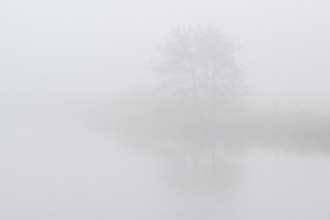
[152,26,245,119]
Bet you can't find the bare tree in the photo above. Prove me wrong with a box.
[153,26,245,118]
[152,26,246,174]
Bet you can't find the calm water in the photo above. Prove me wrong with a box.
[1,116,330,220]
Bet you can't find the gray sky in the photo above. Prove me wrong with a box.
[1,0,329,112]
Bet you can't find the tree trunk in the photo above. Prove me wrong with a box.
[191,151,200,176]
[211,65,218,177]
[211,65,217,120]
[191,70,202,117]
[211,145,217,175]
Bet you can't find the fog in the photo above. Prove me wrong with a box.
[1,0,330,219]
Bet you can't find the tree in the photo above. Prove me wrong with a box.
[152,26,246,174]
[153,26,245,119]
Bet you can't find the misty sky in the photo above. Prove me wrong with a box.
[1,0,329,112]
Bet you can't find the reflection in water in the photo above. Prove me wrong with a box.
[1,114,330,220]
[157,152,246,220]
